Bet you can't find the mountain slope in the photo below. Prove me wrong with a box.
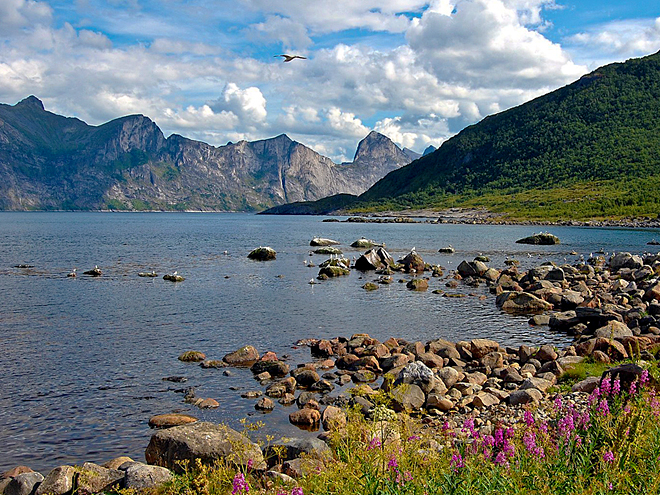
[348,51,660,220]
[0,99,412,211]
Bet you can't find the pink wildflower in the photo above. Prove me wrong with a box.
[407,435,421,442]
[291,488,304,495]
[554,395,563,410]
[601,376,611,395]
[603,451,615,463]
[629,380,637,395]
[367,437,381,450]
[641,369,650,387]
[597,398,610,417]
[450,452,464,472]
[388,455,398,471]
[612,378,621,396]
[524,410,534,427]
[232,472,249,495]
[494,451,509,468]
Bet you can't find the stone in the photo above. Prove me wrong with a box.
[310,379,335,392]
[571,376,600,393]
[390,383,425,412]
[124,464,172,490]
[610,252,643,271]
[380,354,409,371]
[535,345,558,362]
[310,237,339,246]
[145,422,265,471]
[471,392,500,408]
[519,377,554,393]
[149,413,198,429]
[355,247,394,271]
[480,351,504,369]
[496,291,553,314]
[406,278,428,291]
[178,351,206,362]
[515,233,560,245]
[200,359,226,368]
[223,345,260,366]
[198,398,219,409]
[508,388,543,406]
[102,457,133,470]
[593,338,629,360]
[417,352,444,369]
[437,367,463,389]
[594,321,633,340]
[289,408,321,427]
[470,339,500,359]
[362,282,379,291]
[248,246,276,260]
[251,360,290,377]
[35,466,75,495]
[5,473,44,495]
[76,463,124,494]
[425,394,454,411]
[321,406,347,431]
[292,368,321,387]
[1,467,33,480]
[400,251,426,272]
[256,397,275,411]
[311,340,334,357]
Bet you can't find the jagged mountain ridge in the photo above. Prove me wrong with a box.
[0,97,413,211]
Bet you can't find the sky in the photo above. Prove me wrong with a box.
[1,1,659,162]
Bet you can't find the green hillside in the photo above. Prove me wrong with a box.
[350,51,660,220]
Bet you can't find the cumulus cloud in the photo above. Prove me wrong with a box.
[0,0,52,35]
[209,83,267,125]
[568,17,660,61]
[246,15,312,51]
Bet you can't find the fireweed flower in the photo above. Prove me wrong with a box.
[598,399,610,417]
[601,376,612,395]
[641,369,650,386]
[367,437,381,450]
[291,488,304,495]
[450,452,465,471]
[630,381,638,395]
[231,472,249,495]
[612,377,621,396]
[494,451,510,468]
[603,451,615,463]
[554,395,563,411]
[388,455,399,471]
[524,410,534,427]
[407,435,421,442]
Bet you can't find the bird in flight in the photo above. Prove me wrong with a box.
[275,54,307,62]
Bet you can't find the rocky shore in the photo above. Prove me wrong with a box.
[3,249,660,492]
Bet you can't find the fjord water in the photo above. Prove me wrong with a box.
[0,212,656,471]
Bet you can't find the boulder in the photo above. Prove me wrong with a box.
[76,463,124,494]
[406,278,428,291]
[437,367,463,389]
[594,321,633,340]
[5,473,44,495]
[351,238,380,249]
[289,408,321,427]
[1,467,33,480]
[124,464,172,490]
[103,457,134,470]
[178,351,206,362]
[145,422,265,472]
[470,339,500,359]
[390,384,426,412]
[426,394,454,411]
[251,360,290,377]
[35,466,75,495]
[264,437,331,466]
[610,252,643,271]
[480,351,504,369]
[400,251,425,272]
[223,346,260,366]
[321,406,347,431]
[318,262,350,278]
[314,247,343,255]
[508,388,543,406]
[515,233,560,245]
[535,345,558,362]
[355,247,394,271]
[149,414,198,429]
[291,368,320,388]
[255,397,275,411]
[471,392,500,409]
[496,291,552,314]
[248,247,276,260]
[571,376,600,393]
[310,237,339,246]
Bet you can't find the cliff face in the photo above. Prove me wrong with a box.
[0,97,414,211]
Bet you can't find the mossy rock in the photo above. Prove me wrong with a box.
[319,265,350,278]
[406,278,429,291]
[248,247,276,261]
[314,247,343,255]
[362,282,379,291]
[516,233,560,245]
[474,255,490,262]
[179,351,206,362]
[164,274,185,282]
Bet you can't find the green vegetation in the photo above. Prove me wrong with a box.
[557,358,614,392]
[335,51,660,220]
[146,361,660,495]
[105,199,128,210]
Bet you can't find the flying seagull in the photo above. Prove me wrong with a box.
[275,54,307,62]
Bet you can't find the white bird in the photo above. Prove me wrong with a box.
[275,54,307,62]
[67,268,77,278]
[173,271,178,276]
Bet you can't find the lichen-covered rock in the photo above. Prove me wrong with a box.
[406,278,428,291]
[314,247,343,255]
[496,291,553,314]
[145,422,266,472]
[390,383,425,412]
[362,282,379,291]
[248,246,276,261]
[35,466,75,495]
[351,238,380,249]
[124,464,172,490]
[76,463,124,494]
[178,350,206,362]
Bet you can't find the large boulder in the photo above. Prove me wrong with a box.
[399,251,425,272]
[149,413,198,429]
[5,473,44,495]
[390,384,425,412]
[251,360,290,377]
[223,346,260,367]
[351,238,381,249]
[310,237,339,246]
[610,252,643,271]
[263,437,331,466]
[123,464,172,490]
[406,278,428,291]
[355,247,394,271]
[515,233,560,245]
[457,260,488,277]
[35,466,75,495]
[470,339,500,359]
[594,321,633,340]
[145,422,266,472]
[248,247,276,261]
[496,291,552,314]
[76,463,124,493]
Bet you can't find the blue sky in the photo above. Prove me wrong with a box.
[1,0,659,161]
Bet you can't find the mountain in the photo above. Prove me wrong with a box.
[0,99,413,211]
[297,51,660,221]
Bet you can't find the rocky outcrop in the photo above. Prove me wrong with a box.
[516,233,560,245]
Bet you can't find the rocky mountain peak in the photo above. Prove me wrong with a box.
[423,145,437,156]
[15,95,45,111]
[354,131,406,163]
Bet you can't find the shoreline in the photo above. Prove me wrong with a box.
[5,248,659,485]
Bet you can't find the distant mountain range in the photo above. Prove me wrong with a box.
[0,96,416,211]
[266,51,660,221]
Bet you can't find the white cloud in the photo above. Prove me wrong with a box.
[210,83,267,125]
[326,107,369,136]
[568,17,660,61]
[246,15,312,51]
[0,0,52,35]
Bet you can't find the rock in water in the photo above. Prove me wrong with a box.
[406,279,428,291]
[496,291,553,314]
[355,247,394,271]
[148,413,198,429]
[515,233,560,245]
[351,237,381,249]
[399,251,425,272]
[247,247,276,261]
[163,273,185,282]
[223,345,260,366]
[83,266,102,276]
[314,247,343,255]
[310,237,340,246]
[178,351,206,362]
[145,422,266,472]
